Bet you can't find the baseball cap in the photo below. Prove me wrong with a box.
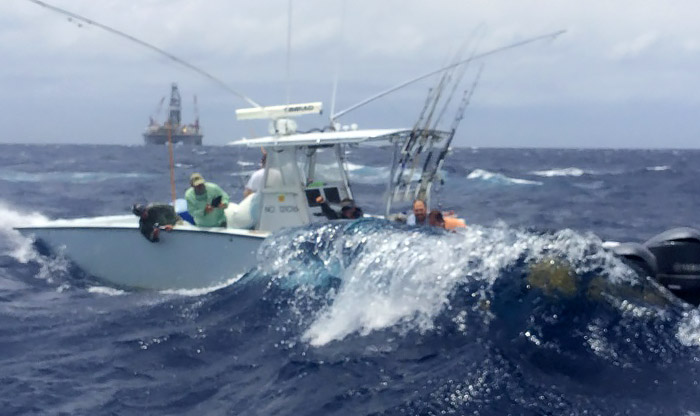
[190,173,205,186]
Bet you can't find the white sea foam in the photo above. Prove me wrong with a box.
[467,169,542,186]
[531,167,586,177]
[345,162,371,172]
[646,165,670,172]
[301,224,633,347]
[0,202,78,287]
[317,162,391,185]
[677,309,700,347]
[0,170,158,183]
[160,274,244,296]
[0,201,51,263]
[88,286,127,296]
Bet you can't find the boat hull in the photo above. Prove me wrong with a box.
[16,219,265,290]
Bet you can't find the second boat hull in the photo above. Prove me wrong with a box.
[16,216,266,290]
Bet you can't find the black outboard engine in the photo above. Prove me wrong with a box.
[645,227,700,305]
[611,242,658,279]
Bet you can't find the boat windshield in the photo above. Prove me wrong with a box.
[307,148,344,185]
[264,149,302,189]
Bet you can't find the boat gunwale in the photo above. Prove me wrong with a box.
[14,225,270,240]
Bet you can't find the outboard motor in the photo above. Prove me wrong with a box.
[645,227,700,305]
[611,242,658,279]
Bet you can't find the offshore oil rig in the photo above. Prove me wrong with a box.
[143,83,203,145]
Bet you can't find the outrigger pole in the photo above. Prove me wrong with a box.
[391,39,479,207]
[329,0,348,125]
[331,29,566,122]
[416,65,484,203]
[25,0,262,109]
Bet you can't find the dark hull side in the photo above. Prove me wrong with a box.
[143,133,203,145]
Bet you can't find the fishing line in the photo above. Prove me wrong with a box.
[25,0,262,108]
[332,29,566,121]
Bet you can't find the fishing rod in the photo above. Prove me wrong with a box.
[398,58,459,201]
[413,60,472,198]
[396,53,456,179]
[331,29,565,122]
[388,88,435,205]
[416,65,484,202]
[401,75,449,201]
[411,44,480,202]
[397,28,485,205]
[393,61,455,203]
[25,0,262,108]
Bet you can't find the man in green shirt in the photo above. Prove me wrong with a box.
[185,173,230,227]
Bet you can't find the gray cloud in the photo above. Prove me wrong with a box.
[1,0,699,147]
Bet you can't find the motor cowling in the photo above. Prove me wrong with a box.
[645,227,700,305]
[611,242,658,278]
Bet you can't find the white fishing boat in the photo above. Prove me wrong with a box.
[15,109,450,290]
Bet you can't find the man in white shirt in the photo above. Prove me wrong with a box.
[406,198,428,226]
[244,153,266,198]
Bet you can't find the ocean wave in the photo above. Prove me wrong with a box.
[646,165,671,172]
[531,167,587,177]
[317,162,392,185]
[0,169,159,183]
[467,169,542,186]
[87,286,127,296]
[258,221,660,347]
[0,202,83,290]
[160,274,245,297]
[677,309,700,347]
[0,201,50,263]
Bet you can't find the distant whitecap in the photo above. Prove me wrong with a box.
[88,286,126,296]
[531,167,586,177]
[467,169,542,186]
[0,170,159,183]
[646,165,670,172]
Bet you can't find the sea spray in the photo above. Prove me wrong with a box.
[0,201,50,263]
[257,220,669,347]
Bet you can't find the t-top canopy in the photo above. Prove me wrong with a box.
[228,128,448,148]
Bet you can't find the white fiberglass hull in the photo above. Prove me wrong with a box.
[15,215,267,290]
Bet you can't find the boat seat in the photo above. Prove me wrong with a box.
[174,198,196,225]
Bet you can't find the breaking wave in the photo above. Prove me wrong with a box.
[255,220,683,350]
[646,165,671,172]
[467,169,542,186]
[5,215,698,415]
[0,201,51,263]
[0,170,159,183]
[531,167,587,177]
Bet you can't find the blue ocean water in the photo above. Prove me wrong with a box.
[1,143,700,415]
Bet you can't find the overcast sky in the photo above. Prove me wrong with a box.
[1,0,699,148]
